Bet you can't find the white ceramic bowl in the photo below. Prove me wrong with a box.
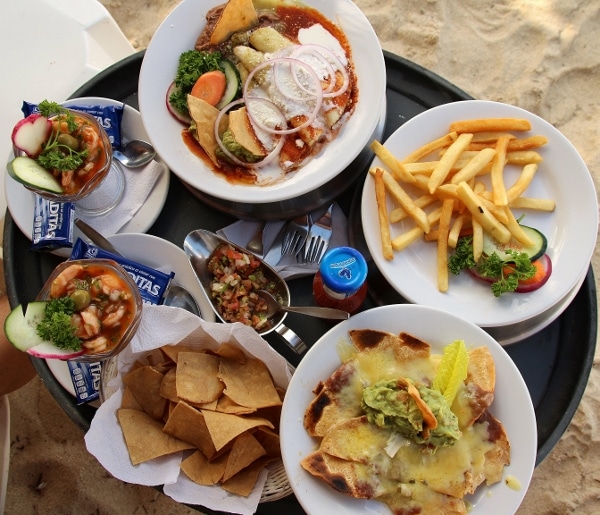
[139,0,386,213]
[361,100,598,329]
[280,304,537,515]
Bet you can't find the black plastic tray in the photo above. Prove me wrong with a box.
[3,50,597,514]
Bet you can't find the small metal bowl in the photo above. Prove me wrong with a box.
[183,229,307,354]
[36,259,143,363]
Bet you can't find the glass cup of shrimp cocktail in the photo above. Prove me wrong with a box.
[8,101,119,207]
[33,259,143,363]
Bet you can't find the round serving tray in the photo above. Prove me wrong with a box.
[3,50,596,515]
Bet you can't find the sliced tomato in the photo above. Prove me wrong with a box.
[515,254,552,292]
[467,253,552,293]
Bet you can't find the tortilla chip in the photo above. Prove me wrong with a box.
[218,357,282,409]
[181,449,229,486]
[120,386,143,410]
[229,107,266,157]
[216,394,257,415]
[176,352,224,404]
[253,427,281,460]
[209,0,259,46]
[187,95,228,166]
[159,367,179,403]
[122,366,168,420]
[213,342,246,363]
[163,401,218,459]
[160,344,201,363]
[221,457,268,497]
[222,432,266,481]
[117,408,194,465]
[202,409,273,451]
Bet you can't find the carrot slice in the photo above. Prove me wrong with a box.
[190,70,227,106]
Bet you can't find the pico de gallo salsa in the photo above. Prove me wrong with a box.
[207,243,282,330]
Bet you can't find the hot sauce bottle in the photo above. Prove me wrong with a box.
[312,246,368,314]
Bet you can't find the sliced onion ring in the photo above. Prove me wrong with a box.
[243,57,323,135]
[291,44,350,98]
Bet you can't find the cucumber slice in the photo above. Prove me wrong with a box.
[482,225,547,262]
[7,156,63,193]
[216,59,242,110]
[4,302,49,351]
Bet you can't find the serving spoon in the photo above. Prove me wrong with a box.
[112,139,156,168]
[256,290,349,320]
[163,284,201,316]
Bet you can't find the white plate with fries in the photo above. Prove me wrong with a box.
[362,100,598,329]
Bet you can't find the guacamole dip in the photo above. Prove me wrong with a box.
[362,378,461,448]
[218,129,262,163]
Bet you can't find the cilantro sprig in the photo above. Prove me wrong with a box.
[36,100,89,172]
[448,236,537,297]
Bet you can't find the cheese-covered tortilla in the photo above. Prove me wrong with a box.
[301,328,510,513]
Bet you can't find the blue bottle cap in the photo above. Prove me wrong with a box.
[319,247,367,294]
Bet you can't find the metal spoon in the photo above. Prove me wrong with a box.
[163,284,201,316]
[112,140,156,168]
[246,221,266,256]
[256,290,349,320]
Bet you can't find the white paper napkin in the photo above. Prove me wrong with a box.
[218,202,349,280]
[85,304,292,515]
[77,159,165,235]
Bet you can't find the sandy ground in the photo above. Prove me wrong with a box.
[5,0,600,513]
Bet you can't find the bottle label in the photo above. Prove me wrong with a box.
[322,282,356,300]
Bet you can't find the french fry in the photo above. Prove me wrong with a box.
[449,118,531,133]
[502,207,535,246]
[437,199,454,292]
[506,150,543,165]
[370,140,416,184]
[371,168,431,233]
[391,207,443,251]
[374,169,394,260]
[472,218,484,261]
[455,181,511,243]
[447,213,468,248]
[471,131,516,143]
[468,135,548,152]
[490,136,511,206]
[390,194,437,223]
[506,163,538,203]
[509,197,556,211]
[428,132,473,194]
[401,132,457,164]
[450,147,497,184]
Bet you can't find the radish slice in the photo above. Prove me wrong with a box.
[166,82,192,125]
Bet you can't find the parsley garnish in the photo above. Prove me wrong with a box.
[448,236,537,297]
[36,100,89,172]
[36,297,82,351]
[169,50,223,116]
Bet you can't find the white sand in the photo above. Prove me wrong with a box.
[6,0,600,513]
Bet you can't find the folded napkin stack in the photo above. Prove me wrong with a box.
[218,202,348,280]
[77,159,165,235]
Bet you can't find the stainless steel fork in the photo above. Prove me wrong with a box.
[304,203,333,264]
[281,213,310,257]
